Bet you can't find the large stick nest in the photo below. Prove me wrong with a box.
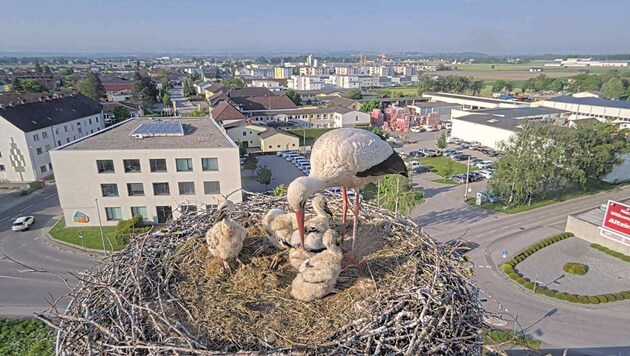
[41,193,483,355]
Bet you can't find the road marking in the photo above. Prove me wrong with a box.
[44,193,57,200]
[18,269,31,273]
[477,265,492,268]
[0,274,30,281]
[19,204,34,213]
[0,217,8,222]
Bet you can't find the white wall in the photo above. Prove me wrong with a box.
[450,119,514,149]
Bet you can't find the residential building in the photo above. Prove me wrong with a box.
[299,67,328,76]
[248,79,283,91]
[248,106,370,128]
[225,123,300,152]
[14,72,59,90]
[288,76,326,91]
[50,118,242,227]
[274,67,293,79]
[107,90,132,102]
[327,75,360,89]
[0,93,104,182]
[210,101,246,125]
[536,95,630,128]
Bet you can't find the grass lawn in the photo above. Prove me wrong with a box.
[466,180,625,214]
[49,218,124,251]
[369,86,419,97]
[287,128,334,146]
[0,318,54,356]
[483,327,541,349]
[417,156,476,178]
[431,178,457,185]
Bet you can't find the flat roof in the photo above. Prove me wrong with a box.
[424,92,528,105]
[472,107,569,118]
[576,199,630,226]
[408,101,462,109]
[59,117,234,151]
[452,114,522,131]
[546,95,630,110]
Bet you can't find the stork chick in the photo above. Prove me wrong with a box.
[206,200,246,272]
[291,229,343,302]
[289,194,333,251]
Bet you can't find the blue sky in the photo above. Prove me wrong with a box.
[0,0,627,55]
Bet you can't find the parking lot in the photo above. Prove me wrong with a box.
[240,154,307,193]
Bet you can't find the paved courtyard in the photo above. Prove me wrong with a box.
[241,155,305,193]
[517,237,630,295]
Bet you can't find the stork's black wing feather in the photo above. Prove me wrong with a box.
[356,151,408,178]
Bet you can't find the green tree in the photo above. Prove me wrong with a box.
[243,155,259,176]
[187,109,208,117]
[359,99,382,113]
[76,72,105,101]
[162,93,171,106]
[274,184,288,196]
[62,68,74,76]
[160,77,170,90]
[42,65,51,73]
[131,75,158,111]
[222,77,245,88]
[443,159,455,178]
[255,165,273,191]
[376,175,424,216]
[286,89,302,105]
[436,132,448,150]
[111,105,130,124]
[346,88,363,99]
[492,80,508,93]
[10,78,22,92]
[601,77,625,99]
[20,79,47,93]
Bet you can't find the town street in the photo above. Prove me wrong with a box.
[0,186,97,316]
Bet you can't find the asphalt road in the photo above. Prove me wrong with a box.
[0,186,97,316]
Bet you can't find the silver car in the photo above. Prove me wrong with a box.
[12,216,35,231]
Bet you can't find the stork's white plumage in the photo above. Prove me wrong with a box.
[205,200,246,271]
[287,128,407,265]
[289,194,332,251]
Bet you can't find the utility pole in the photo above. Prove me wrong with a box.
[464,156,471,201]
[94,198,107,255]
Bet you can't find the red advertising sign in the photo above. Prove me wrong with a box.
[602,200,630,237]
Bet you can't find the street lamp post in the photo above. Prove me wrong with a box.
[94,198,107,255]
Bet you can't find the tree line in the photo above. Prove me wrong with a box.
[417,74,485,96]
[489,121,629,206]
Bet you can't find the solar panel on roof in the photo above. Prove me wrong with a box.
[130,122,185,137]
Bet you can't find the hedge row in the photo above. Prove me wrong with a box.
[502,232,574,273]
[511,275,630,304]
[590,243,630,263]
[501,232,630,304]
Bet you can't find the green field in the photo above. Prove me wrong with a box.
[49,219,123,251]
[370,86,419,97]
[417,156,476,178]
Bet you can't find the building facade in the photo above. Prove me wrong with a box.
[0,93,104,182]
[50,118,242,227]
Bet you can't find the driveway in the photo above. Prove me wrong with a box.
[241,155,305,192]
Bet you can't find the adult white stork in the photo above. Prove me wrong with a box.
[287,128,407,264]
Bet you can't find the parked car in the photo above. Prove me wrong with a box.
[487,151,500,157]
[410,126,424,133]
[294,157,309,165]
[412,165,430,174]
[479,191,499,203]
[475,160,492,168]
[424,125,439,132]
[470,158,483,165]
[12,216,35,231]
[302,167,310,175]
[409,161,426,170]
[297,161,311,169]
[468,172,484,181]
[477,170,495,179]
[277,150,291,157]
[453,154,471,161]
[285,153,302,161]
[445,150,463,158]
[281,151,298,158]
[408,151,425,157]
[417,148,438,157]
[450,174,468,184]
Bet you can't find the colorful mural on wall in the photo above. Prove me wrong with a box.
[73,211,90,223]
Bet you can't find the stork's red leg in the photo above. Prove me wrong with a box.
[340,186,348,243]
[343,189,361,268]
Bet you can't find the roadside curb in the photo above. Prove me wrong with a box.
[43,218,107,258]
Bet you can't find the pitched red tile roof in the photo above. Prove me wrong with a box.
[231,95,297,111]
[210,101,246,122]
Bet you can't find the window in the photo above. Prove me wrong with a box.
[33,133,40,141]
[66,138,70,143]
[176,158,193,172]
[78,128,83,134]
[205,204,218,211]
[178,182,195,195]
[64,125,68,132]
[48,163,53,170]
[55,128,59,135]
[153,182,170,195]
[156,206,172,224]
[77,122,81,126]
[0,164,5,171]
[127,183,144,196]
[96,116,99,122]
[36,147,43,155]
[42,131,48,139]
[203,181,221,194]
[131,206,148,220]
[242,132,247,136]
[57,140,61,146]
[97,160,115,173]
[89,118,92,125]
[45,144,51,151]
[40,165,47,173]
[181,205,197,214]
[201,158,218,171]
[123,159,141,173]
[101,184,119,197]
[105,207,123,221]
[150,159,167,172]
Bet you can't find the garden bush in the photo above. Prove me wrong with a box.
[596,295,608,303]
[587,296,600,304]
[555,292,567,300]
[605,294,616,302]
[563,262,588,275]
[508,272,519,280]
[566,295,578,303]
[516,278,526,285]
[621,291,630,299]
[502,264,513,273]
[577,296,589,304]
[544,289,556,297]
[524,282,534,290]
[614,293,625,301]
[535,286,548,295]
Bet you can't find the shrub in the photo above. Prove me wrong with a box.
[596,295,608,303]
[524,282,534,290]
[563,262,588,275]
[566,295,578,303]
[614,293,625,300]
[516,278,526,285]
[577,295,589,304]
[605,294,616,302]
[544,289,556,297]
[587,296,600,304]
[622,291,630,299]
[508,272,519,280]
[535,286,548,295]
[502,264,513,273]
[555,292,567,300]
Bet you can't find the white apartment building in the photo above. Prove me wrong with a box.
[274,67,293,79]
[0,93,104,182]
[327,75,360,89]
[249,80,283,91]
[50,118,242,227]
[536,95,630,128]
[299,67,329,76]
[288,76,326,90]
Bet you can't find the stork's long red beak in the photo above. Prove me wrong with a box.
[296,208,305,249]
